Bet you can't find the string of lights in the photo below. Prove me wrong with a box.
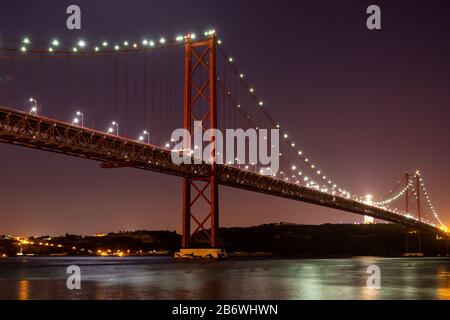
[417,173,446,228]
[2,32,212,54]
[216,42,354,198]
[374,174,416,206]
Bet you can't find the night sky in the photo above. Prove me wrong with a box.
[0,0,449,236]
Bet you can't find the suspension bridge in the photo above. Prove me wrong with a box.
[0,31,447,256]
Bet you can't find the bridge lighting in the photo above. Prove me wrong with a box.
[259,101,264,106]
[240,74,244,78]
[283,134,288,139]
[160,38,166,44]
[102,41,108,47]
[291,143,295,147]
[21,46,27,52]
[229,57,234,62]
[29,98,37,115]
[48,47,53,52]
[304,176,309,181]
[52,39,59,46]
[114,45,120,50]
[364,194,373,206]
[23,37,30,44]
[176,35,184,42]
[29,106,37,115]
[72,118,80,125]
[78,40,86,47]
[72,47,78,52]
[75,111,84,127]
[139,130,150,144]
[142,39,148,45]
[298,151,303,155]
[108,121,119,136]
[249,88,254,93]
[149,41,155,47]
[217,39,222,44]
[165,143,170,148]
[95,47,99,52]
[133,43,138,49]
[123,41,129,46]
[291,165,296,170]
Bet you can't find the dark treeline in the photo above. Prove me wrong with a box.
[1,224,449,257]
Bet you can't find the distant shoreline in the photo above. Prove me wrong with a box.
[2,223,449,258]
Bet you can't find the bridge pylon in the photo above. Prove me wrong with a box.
[178,34,223,258]
[404,172,424,257]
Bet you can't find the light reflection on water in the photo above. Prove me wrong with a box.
[437,266,450,300]
[0,257,449,300]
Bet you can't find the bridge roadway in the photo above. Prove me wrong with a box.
[0,105,447,238]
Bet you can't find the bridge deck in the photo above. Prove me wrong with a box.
[0,106,446,237]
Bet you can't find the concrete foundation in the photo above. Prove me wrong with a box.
[175,249,227,261]
[403,253,425,257]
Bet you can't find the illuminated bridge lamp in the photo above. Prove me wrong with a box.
[29,98,37,115]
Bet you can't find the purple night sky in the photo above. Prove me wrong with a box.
[0,0,449,236]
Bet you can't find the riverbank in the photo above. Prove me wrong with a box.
[1,223,449,257]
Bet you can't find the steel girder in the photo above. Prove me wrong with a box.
[0,106,447,239]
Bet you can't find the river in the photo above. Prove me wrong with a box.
[0,256,449,300]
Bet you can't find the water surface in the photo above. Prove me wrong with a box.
[0,257,449,300]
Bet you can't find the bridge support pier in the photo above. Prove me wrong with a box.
[404,226,423,257]
[181,176,219,249]
[445,238,449,257]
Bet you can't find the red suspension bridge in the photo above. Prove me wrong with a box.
[0,31,448,252]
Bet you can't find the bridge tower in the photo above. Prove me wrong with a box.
[404,172,423,256]
[180,34,220,253]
